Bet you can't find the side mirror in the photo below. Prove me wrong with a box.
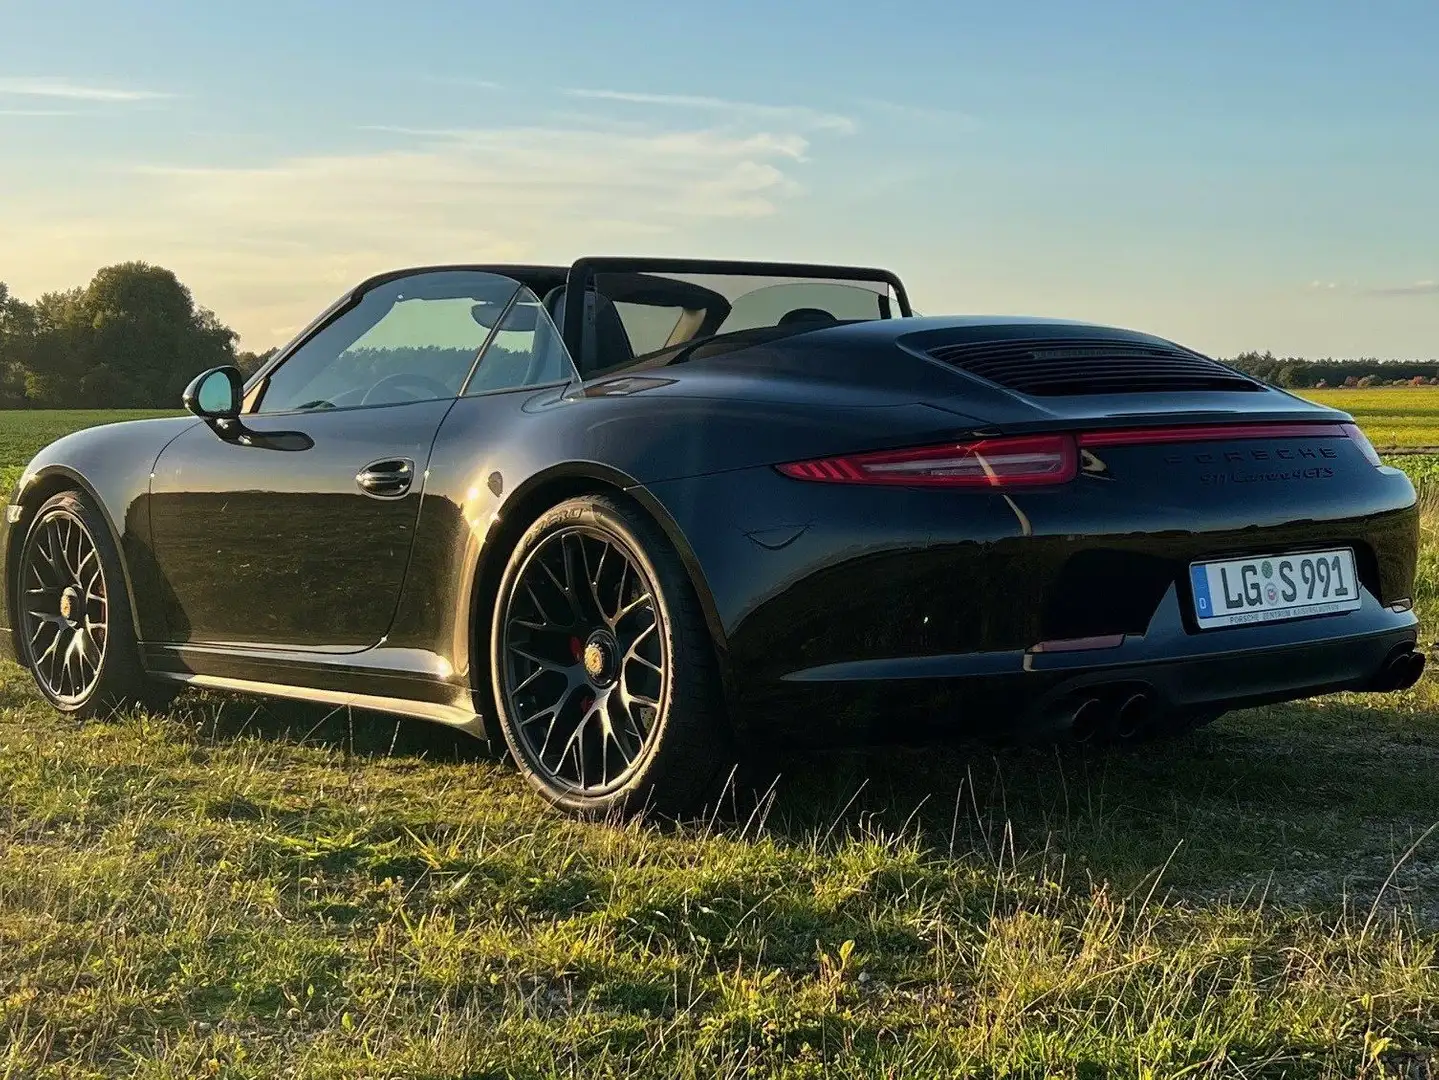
[183,366,243,421]
[180,366,313,451]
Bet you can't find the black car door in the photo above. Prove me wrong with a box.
[148,269,529,650]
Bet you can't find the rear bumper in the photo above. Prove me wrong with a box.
[640,461,1420,745]
[739,584,1419,744]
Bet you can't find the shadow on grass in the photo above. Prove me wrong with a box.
[743,697,1439,907]
[30,673,1438,910]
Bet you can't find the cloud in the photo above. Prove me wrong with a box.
[4,117,821,344]
[857,98,978,128]
[564,88,857,135]
[0,76,172,102]
[131,125,808,232]
[359,124,811,161]
[0,108,79,117]
[1367,280,1439,297]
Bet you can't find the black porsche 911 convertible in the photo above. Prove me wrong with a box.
[0,257,1423,815]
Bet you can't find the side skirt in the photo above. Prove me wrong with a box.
[149,669,490,737]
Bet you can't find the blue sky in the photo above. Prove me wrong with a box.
[1,0,1436,357]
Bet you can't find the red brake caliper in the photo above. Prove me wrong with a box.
[571,636,593,712]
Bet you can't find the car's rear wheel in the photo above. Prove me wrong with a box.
[490,494,733,817]
[15,490,175,717]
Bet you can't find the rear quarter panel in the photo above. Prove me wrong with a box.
[381,381,992,686]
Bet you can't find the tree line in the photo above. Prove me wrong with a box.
[1225,351,1439,389]
[1,264,1435,408]
[0,263,272,409]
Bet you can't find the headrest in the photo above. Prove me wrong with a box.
[778,307,837,327]
[542,287,633,372]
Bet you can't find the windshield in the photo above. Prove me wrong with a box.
[581,269,902,375]
[254,270,577,413]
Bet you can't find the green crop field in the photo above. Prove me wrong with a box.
[3,408,1439,1077]
[1300,387,1439,449]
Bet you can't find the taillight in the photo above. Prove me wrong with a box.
[776,434,1078,487]
[1341,423,1384,468]
[777,421,1382,488]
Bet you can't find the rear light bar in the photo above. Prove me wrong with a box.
[1340,423,1384,467]
[776,434,1077,488]
[777,421,1381,488]
[1076,422,1351,448]
[1078,421,1383,468]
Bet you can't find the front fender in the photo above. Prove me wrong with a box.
[2,418,198,653]
[5,462,135,660]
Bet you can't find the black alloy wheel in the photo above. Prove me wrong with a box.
[16,490,173,717]
[491,495,732,816]
[20,506,108,704]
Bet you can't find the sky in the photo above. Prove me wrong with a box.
[1,0,1436,358]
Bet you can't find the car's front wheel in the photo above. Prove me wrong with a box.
[490,494,733,817]
[15,490,175,718]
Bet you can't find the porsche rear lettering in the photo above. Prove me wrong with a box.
[1165,445,1339,466]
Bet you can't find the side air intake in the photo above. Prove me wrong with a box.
[925,337,1261,396]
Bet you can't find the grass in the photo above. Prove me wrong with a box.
[1300,388,1439,449]
[3,409,1439,1077]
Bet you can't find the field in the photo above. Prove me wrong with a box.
[1304,387,1439,450]
[2,403,1439,1077]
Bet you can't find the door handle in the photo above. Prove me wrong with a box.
[356,458,415,499]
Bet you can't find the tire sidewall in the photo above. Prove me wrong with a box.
[489,497,679,815]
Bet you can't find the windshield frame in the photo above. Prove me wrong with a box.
[558,257,911,377]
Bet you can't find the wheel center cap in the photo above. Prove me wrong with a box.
[59,588,78,623]
[582,632,617,687]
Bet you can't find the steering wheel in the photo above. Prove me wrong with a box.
[360,372,454,406]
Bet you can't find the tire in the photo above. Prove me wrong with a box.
[489,494,734,817]
[14,490,176,718]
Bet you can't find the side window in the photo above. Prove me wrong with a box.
[255,270,520,414]
[463,288,577,395]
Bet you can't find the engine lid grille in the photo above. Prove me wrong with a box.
[925,337,1260,396]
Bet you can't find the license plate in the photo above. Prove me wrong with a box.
[1189,548,1360,629]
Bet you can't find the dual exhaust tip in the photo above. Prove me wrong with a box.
[1069,690,1152,744]
[1373,649,1426,693]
